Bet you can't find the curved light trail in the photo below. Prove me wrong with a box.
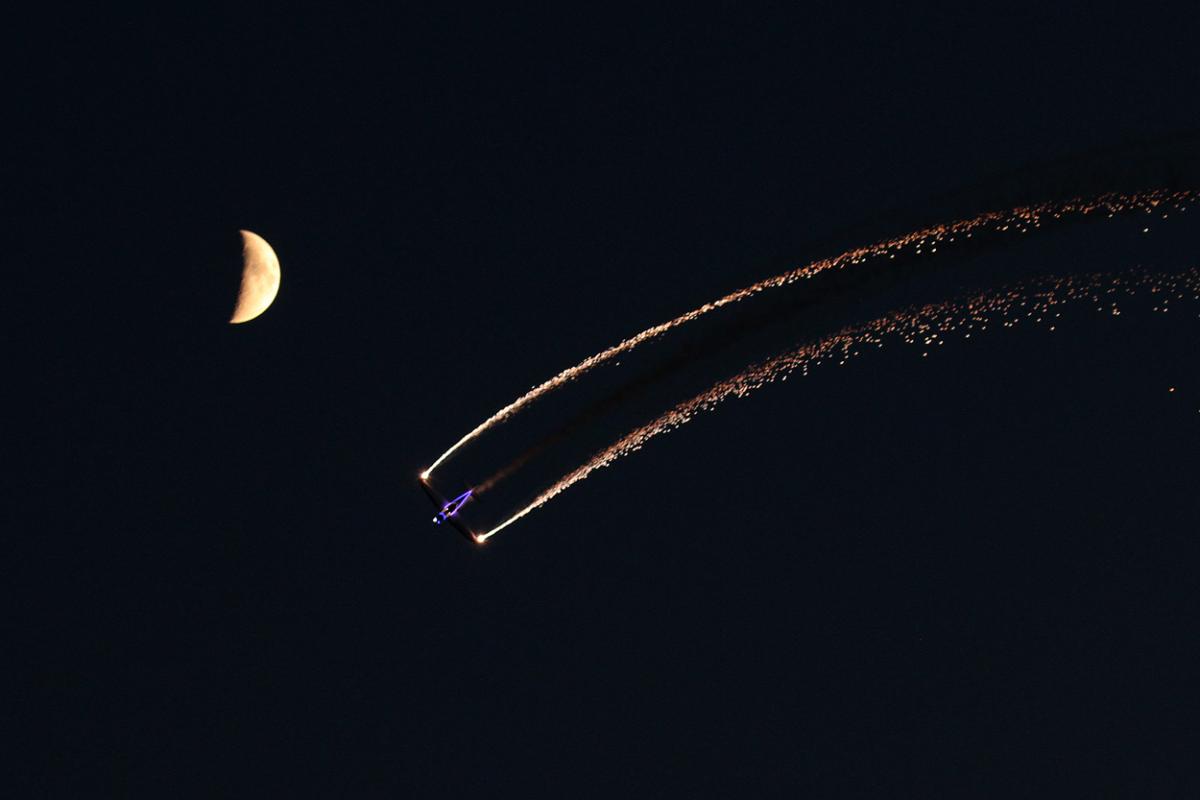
[479,265,1200,541]
[418,189,1196,541]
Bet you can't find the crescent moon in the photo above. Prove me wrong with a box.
[230,230,281,324]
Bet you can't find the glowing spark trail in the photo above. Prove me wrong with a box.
[422,191,1192,480]
[477,266,1200,541]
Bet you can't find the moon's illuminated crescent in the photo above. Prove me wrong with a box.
[230,230,281,324]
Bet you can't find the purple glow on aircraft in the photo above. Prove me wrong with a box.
[433,490,474,526]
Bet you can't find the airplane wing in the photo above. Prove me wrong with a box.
[447,515,479,544]
[418,479,447,509]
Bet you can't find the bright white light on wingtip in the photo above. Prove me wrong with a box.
[419,470,431,481]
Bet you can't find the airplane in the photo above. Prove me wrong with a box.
[418,479,480,543]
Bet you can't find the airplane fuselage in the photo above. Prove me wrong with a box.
[419,479,480,544]
[433,489,473,526]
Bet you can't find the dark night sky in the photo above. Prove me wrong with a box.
[13,6,1200,795]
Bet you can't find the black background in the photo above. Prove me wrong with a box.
[12,6,1200,795]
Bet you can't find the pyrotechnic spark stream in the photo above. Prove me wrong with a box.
[423,191,1192,479]
[476,266,1200,540]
